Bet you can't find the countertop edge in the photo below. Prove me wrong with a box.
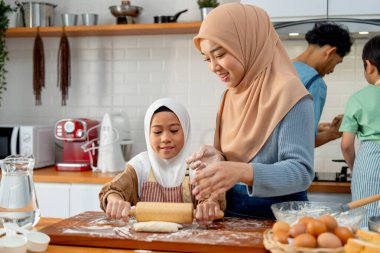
[30,167,351,193]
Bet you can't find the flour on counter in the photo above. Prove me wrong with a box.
[51,212,272,248]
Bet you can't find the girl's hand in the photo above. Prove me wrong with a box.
[105,194,131,221]
[195,199,223,225]
[186,145,225,170]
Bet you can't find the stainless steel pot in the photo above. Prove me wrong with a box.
[15,1,57,27]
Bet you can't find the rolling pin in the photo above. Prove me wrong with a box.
[129,202,224,224]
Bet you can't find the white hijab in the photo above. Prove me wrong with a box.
[128,98,192,196]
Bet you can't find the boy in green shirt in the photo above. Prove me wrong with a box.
[339,35,380,226]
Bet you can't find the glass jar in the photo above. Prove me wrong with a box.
[0,154,40,227]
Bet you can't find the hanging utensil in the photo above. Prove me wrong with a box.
[57,29,70,106]
[33,27,45,105]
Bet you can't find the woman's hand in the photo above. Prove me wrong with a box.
[186,145,225,170]
[191,161,253,200]
[105,193,131,221]
[195,199,223,225]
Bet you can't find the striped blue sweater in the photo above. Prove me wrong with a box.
[247,96,315,197]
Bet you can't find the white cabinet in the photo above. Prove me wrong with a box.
[241,0,327,21]
[70,184,103,216]
[35,182,103,218]
[328,0,380,18]
[35,183,70,218]
[241,0,380,21]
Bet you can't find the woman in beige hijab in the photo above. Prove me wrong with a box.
[187,3,315,219]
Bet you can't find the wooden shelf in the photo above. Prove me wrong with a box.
[5,22,202,38]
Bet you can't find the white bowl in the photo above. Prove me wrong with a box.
[0,234,28,253]
[26,231,50,252]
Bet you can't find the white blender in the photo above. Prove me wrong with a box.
[82,111,133,172]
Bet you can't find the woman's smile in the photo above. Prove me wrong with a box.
[219,73,229,82]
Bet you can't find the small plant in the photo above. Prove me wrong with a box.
[0,0,12,106]
[197,0,219,8]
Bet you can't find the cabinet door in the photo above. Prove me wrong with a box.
[70,184,103,216]
[241,0,327,21]
[328,0,380,18]
[35,183,70,218]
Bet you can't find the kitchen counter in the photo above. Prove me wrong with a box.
[33,166,119,184]
[33,167,351,193]
[36,217,167,253]
[38,212,273,252]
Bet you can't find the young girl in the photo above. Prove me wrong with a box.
[99,98,225,223]
[340,35,380,226]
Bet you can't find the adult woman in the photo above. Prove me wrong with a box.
[187,3,315,219]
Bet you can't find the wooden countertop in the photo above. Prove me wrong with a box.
[33,166,119,184]
[36,218,167,253]
[38,212,272,252]
[32,167,351,193]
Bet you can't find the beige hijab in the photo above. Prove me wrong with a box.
[194,3,309,162]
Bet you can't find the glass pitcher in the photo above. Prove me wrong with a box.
[0,154,40,227]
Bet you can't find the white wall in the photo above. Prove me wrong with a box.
[1,0,369,173]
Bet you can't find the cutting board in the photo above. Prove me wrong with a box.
[39,211,274,252]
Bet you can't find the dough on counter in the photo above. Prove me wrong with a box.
[133,221,182,233]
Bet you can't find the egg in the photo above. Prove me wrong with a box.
[334,226,354,244]
[272,230,289,244]
[289,223,306,238]
[307,219,328,237]
[319,214,338,232]
[293,233,317,248]
[299,216,314,226]
[317,232,343,248]
[272,221,290,233]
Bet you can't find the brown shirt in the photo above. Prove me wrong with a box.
[99,164,226,211]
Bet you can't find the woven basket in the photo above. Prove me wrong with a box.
[263,229,344,253]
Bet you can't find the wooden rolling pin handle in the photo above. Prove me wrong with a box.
[347,193,380,210]
[129,207,136,217]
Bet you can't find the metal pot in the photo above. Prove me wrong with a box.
[109,0,143,24]
[109,1,143,18]
[15,1,57,27]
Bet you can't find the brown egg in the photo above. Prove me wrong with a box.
[319,215,338,232]
[293,233,317,248]
[289,223,306,238]
[299,216,314,226]
[307,219,328,237]
[334,226,354,244]
[272,221,290,233]
[317,232,343,248]
[272,230,289,244]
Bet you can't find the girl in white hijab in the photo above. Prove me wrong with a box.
[100,98,225,222]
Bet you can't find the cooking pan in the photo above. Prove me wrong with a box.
[15,1,57,27]
[154,9,188,23]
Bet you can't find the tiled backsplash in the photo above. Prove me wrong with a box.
[1,0,369,172]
